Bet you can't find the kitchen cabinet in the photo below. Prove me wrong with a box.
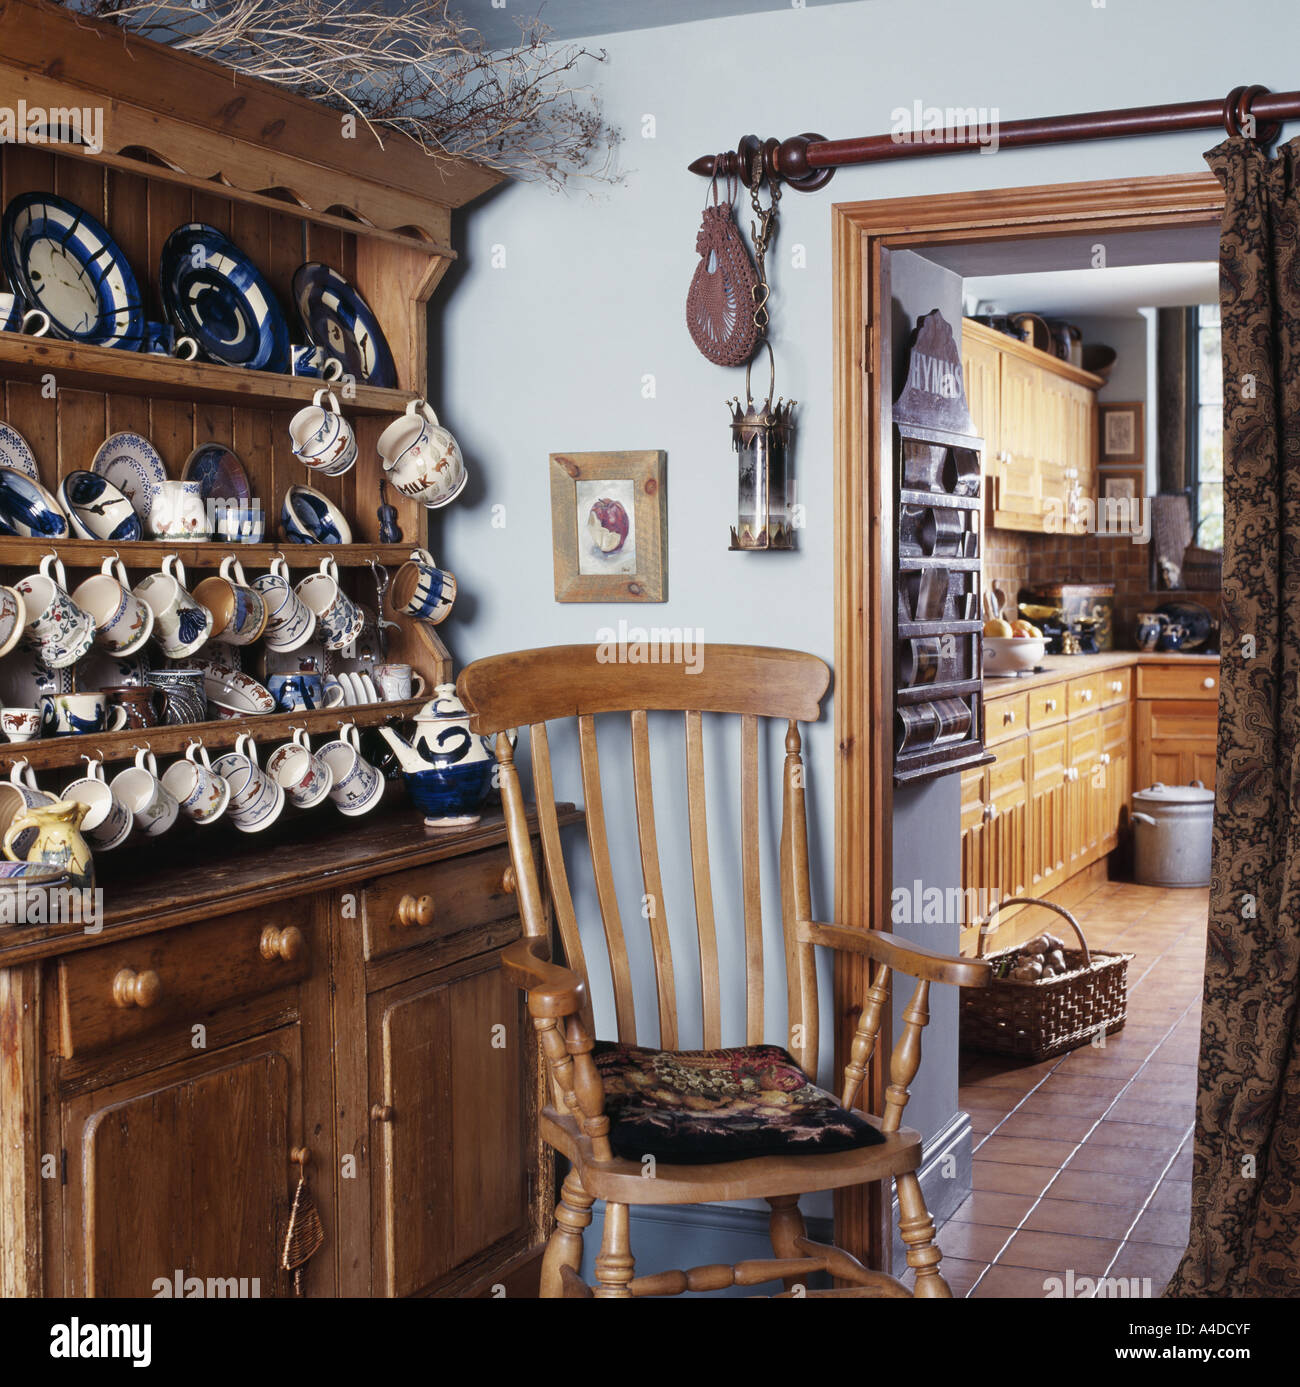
[962,319,1103,535]
[1028,720,1071,897]
[0,808,576,1298]
[1135,663,1219,790]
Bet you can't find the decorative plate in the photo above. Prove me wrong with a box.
[0,648,72,707]
[282,485,353,544]
[58,470,143,542]
[160,224,290,373]
[0,584,25,659]
[292,263,397,388]
[0,464,69,539]
[181,442,260,541]
[0,422,39,481]
[90,432,168,518]
[1,192,145,349]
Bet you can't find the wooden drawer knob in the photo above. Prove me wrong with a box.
[396,894,434,928]
[501,865,517,895]
[112,968,161,1009]
[371,1104,395,1123]
[260,925,305,962]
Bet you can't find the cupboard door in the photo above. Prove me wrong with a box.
[62,1030,299,1297]
[988,739,1030,907]
[370,951,529,1297]
[959,766,989,954]
[1067,714,1103,870]
[1136,701,1218,791]
[1101,704,1131,852]
[1028,724,1069,894]
[994,355,1042,526]
[961,332,1001,455]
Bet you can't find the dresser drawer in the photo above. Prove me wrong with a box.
[362,844,521,962]
[57,907,312,1058]
[1137,663,1220,700]
[985,691,1029,745]
[1099,667,1132,707]
[1066,672,1104,717]
[1028,682,1068,728]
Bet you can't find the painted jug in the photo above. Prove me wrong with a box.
[3,798,94,888]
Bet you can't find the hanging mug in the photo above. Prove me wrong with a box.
[377,398,467,509]
[211,734,285,834]
[110,749,180,838]
[71,556,156,656]
[254,555,316,653]
[295,556,363,651]
[16,554,96,668]
[387,548,457,626]
[266,727,334,809]
[63,756,133,852]
[136,556,214,660]
[289,387,356,477]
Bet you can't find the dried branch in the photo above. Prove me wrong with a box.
[59,0,621,186]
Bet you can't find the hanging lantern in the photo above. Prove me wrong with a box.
[729,341,796,551]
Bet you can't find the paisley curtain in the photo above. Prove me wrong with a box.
[1167,136,1300,1297]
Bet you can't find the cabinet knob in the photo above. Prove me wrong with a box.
[982,803,994,821]
[371,1104,395,1123]
[1045,698,1057,712]
[396,894,434,928]
[112,967,161,1009]
[1202,677,1216,690]
[501,864,517,895]
[1110,680,1123,693]
[260,925,305,963]
[1080,689,1093,703]
[1002,709,1016,724]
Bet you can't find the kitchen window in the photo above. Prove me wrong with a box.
[1188,302,1224,550]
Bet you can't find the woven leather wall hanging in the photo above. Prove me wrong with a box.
[686,164,762,367]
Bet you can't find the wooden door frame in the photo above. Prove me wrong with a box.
[831,171,1225,1270]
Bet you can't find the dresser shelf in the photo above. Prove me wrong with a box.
[0,539,421,569]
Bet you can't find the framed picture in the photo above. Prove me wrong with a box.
[549,450,667,602]
[1100,466,1147,505]
[1098,402,1144,463]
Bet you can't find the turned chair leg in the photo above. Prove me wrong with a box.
[592,1202,635,1298]
[895,1170,951,1298]
[766,1194,808,1294]
[540,1169,595,1298]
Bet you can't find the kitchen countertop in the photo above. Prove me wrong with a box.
[983,650,1220,697]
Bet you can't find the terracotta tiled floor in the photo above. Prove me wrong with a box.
[925,880,1206,1298]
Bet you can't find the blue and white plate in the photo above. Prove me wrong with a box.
[0,422,39,481]
[0,464,69,538]
[90,432,168,518]
[161,224,290,373]
[58,470,143,542]
[282,485,353,545]
[1,193,145,350]
[292,263,397,389]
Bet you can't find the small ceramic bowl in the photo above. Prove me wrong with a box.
[983,636,1047,677]
[281,485,353,545]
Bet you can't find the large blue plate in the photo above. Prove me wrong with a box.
[292,263,396,388]
[0,464,69,539]
[160,224,290,373]
[1,193,145,350]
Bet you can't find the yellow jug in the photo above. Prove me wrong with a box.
[3,798,94,888]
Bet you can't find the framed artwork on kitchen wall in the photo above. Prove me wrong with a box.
[1099,401,1145,463]
[549,450,667,601]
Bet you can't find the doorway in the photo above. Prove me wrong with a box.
[831,173,1224,1275]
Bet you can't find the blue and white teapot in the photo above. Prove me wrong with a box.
[377,683,496,828]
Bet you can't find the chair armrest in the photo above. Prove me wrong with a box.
[502,937,588,1018]
[797,920,991,989]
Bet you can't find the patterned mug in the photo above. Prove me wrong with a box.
[211,735,285,834]
[110,749,180,838]
[267,728,334,809]
[387,549,457,627]
[319,723,385,817]
[193,557,268,647]
[295,556,362,652]
[289,387,356,477]
[136,557,214,660]
[71,556,156,657]
[254,555,315,653]
[63,757,133,852]
[16,555,96,668]
[160,742,230,825]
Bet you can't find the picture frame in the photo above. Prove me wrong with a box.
[1098,402,1144,463]
[1099,466,1147,505]
[549,450,667,602]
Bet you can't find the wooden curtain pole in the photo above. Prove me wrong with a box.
[688,86,1300,191]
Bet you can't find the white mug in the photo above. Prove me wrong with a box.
[254,555,315,653]
[136,556,214,660]
[160,741,230,824]
[64,757,133,852]
[373,663,427,703]
[71,556,155,657]
[16,555,96,668]
[289,388,356,477]
[267,727,334,809]
[211,734,285,834]
[110,748,180,837]
[148,478,211,541]
[319,723,385,817]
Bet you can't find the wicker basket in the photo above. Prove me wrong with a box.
[960,898,1133,1062]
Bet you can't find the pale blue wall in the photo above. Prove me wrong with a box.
[425,0,1298,1278]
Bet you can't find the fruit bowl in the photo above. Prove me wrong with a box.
[983,635,1047,677]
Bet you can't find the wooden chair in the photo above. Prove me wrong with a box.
[459,643,990,1299]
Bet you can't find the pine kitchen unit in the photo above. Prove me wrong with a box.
[961,318,1104,534]
[961,652,1220,955]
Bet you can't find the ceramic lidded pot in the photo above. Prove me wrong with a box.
[376,683,495,828]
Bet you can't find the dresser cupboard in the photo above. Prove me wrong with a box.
[1,807,577,1298]
[961,319,1102,535]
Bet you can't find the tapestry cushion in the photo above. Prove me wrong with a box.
[591,1041,885,1164]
